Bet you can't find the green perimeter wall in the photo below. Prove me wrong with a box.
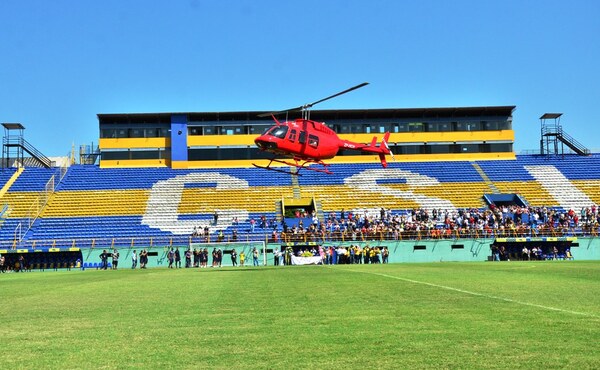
[81,237,600,268]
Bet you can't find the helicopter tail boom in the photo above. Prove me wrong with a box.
[341,132,392,168]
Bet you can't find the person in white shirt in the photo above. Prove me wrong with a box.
[131,250,138,269]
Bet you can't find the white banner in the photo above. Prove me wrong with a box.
[291,255,322,265]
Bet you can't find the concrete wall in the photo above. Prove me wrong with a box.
[81,237,599,268]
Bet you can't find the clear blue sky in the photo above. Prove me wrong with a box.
[1,0,599,156]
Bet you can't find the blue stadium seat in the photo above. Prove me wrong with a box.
[5,154,600,249]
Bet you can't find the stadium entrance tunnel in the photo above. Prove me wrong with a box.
[279,242,320,256]
[0,247,83,271]
[491,237,577,261]
[483,193,528,208]
[281,197,317,231]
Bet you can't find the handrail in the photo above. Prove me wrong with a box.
[18,160,71,242]
[3,136,52,167]
[21,138,51,167]
[2,233,267,249]
[3,226,597,250]
[542,125,590,155]
[558,129,590,155]
[80,145,100,165]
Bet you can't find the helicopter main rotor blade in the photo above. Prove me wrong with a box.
[257,108,300,118]
[258,103,305,118]
[257,82,369,118]
[304,82,369,109]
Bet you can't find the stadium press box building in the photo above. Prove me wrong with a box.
[97,106,515,168]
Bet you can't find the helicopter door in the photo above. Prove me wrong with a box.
[298,131,306,144]
[288,129,297,142]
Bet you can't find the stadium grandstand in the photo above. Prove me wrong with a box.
[1,106,599,270]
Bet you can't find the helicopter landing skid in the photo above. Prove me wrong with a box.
[252,163,300,176]
[252,158,333,175]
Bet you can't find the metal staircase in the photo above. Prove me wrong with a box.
[4,136,52,168]
[540,113,590,156]
[2,123,52,168]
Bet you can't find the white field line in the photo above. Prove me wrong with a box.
[342,268,600,319]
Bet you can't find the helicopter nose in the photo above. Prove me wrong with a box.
[255,139,266,149]
[255,137,277,151]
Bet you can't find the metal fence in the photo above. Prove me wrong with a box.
[2,224,598,250]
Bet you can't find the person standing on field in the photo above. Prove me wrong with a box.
[131,250,138,269]
[175,248,181,268]
[168,248,175,268]
[185,249,192,268]
[140,249,148,269]
[231,249,237,267]
[100,250,109,270]
[112,249,120,270]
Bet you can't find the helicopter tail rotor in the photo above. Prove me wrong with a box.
[375,132,391,168]
[381,132,395,161]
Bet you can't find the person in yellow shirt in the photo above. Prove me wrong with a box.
[565,248,574,260]
[240,251,245,267]
[369,248,376,264]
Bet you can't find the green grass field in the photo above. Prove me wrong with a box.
[2,261,600,369]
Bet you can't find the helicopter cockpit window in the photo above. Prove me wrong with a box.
[267,126,288,139]
[308,134,319,148]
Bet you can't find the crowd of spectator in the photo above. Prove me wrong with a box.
[186,204,600,245]
[260,204,600,243]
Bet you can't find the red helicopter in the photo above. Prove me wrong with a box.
[253,82,393,175]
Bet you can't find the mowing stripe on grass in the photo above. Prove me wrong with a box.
[343,268,600,319]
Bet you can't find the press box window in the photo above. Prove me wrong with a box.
[129,129,144,138]
[101,129,116,138]
[408,123,424,132]
[144,128,158,137]
[101,151,128,160]
[130,150,161,160]
[460,144,479,153]
[189,127,202,136]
